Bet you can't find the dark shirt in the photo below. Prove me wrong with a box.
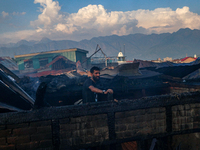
[82,78,111,103]
[82,78,97,103]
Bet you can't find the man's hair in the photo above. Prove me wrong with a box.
[90,66,100,73]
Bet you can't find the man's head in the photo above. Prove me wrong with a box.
[90,66,100,82]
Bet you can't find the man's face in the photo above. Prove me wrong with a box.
[92,70,100,81]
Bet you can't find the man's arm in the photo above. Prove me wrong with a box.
[105,89,113,94]
[89,86,113,94]
[89,85,104,94]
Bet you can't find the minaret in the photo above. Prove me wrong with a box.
[117,51,125,64]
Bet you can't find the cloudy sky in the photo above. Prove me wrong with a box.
[1,0,200,44]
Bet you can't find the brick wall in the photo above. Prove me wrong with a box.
[0,91,200,149]
[115,107,166,140]
[0,120,52,150]
[59,114,109,148]
[172,103,200,131]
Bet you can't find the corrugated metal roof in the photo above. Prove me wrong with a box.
[21,55,77,77]
[180,57,197,62]
[0,57,18,71]
[147,63,200,78]
[14,48,88,58]
[24,69,75,77]
[44,55,75,68]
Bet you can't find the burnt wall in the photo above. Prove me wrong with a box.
[172,104,198,131]
[0,91,200,149]
[115,107,166,139]
[0,120,52,149]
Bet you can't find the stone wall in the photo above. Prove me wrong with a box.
[0,91,200,149]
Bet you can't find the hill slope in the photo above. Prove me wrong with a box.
[0,28,199,60]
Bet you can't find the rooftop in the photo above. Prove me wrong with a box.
[14,48,88,59]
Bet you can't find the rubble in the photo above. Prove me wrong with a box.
[1,57,200,112]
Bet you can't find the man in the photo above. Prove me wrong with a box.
[82,66,113,103]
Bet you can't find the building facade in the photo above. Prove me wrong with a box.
[14,48,88,72]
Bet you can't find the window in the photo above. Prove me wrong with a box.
[24,60,33,68]
[39,58,48,67]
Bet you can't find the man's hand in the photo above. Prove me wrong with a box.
[105,89,113,94]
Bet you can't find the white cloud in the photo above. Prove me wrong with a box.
[2,1,200,44]
[2,11,9,18]
[29,3,200,41]
[0,11,26,24]
[1,11,26,18]
[55,23,77,34]
[0,11,9,24]
[135,6,200,33]
[30,0,63,28]
[12,12,26,16]
[0,30,36,44]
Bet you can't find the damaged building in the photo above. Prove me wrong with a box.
[14,48,88,77]
[1,46,200,149]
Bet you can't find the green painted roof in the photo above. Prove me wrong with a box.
[14,48,88,59]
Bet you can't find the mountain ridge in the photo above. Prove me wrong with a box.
[0,28,199,60]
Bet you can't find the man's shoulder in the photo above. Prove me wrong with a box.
[83,77,93,86]
[84,77,92,83]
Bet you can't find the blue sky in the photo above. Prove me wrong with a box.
[1,0,200,44]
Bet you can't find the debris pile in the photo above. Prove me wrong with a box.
[1,57,200,112]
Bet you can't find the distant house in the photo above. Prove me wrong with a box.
[163,57,172,62]
[171,56,197,64]
[14,48,88,73]
[179,57,197,63]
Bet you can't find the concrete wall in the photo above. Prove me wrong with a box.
[0,91,200,149]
